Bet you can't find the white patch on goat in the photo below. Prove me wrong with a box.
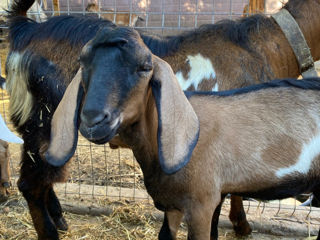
[175,54,216,91]
[110,117,120,129]
[212,82,219,92]
[276,131,320,178]
[6,52,33,126]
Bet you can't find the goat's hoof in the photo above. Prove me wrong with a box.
[55,217,68,231]
[0,183,10,202]
[2,182,10,188]
[0,193,8,202]
[233,220,252,236]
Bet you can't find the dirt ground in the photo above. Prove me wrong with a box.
[0,190,313,240]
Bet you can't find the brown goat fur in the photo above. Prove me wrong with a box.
[0,140,10,200]
[0,140,10,182]
[153,0,320,92]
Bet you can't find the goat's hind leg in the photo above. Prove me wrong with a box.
[229,195,252,236]
[159,210,183,240]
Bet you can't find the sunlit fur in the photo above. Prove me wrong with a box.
[6,52,33,126]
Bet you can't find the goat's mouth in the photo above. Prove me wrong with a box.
[79,116,121,144]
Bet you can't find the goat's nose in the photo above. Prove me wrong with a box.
[81,109,111,128]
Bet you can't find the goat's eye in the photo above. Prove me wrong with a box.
[138,63,152,73]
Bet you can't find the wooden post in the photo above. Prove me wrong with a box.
[40,0,47,10]
[53,0,60,16]
[243,0,265,16]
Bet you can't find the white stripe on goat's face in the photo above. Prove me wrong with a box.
[276,126,320,178]
[212,82,219,92]
[175,54,216,91]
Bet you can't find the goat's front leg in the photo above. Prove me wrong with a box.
[0,140,10,201]
[159,210,183,240]
[228,195,252,236]
[186,196,220,240]
[19,180,59,240]
[210,196,225,240]
[311,188,320,240]
[18,151,60,240]
[47,187,68,231]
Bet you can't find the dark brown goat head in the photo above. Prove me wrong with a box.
[46,26,199,174]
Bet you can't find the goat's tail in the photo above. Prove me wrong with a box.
[7,0,35,18]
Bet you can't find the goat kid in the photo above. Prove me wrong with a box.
[47,27,320,240]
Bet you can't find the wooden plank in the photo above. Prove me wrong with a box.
[54,182,149,200]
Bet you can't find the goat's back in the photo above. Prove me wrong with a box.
[188,83,320,200]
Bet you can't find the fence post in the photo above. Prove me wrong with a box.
[53,0,60,16]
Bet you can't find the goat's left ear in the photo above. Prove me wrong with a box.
[151,56,199,174]
[45,69,83,167]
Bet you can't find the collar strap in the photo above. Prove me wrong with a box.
[272,9,318,78]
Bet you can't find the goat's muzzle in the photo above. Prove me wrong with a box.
[79,111,121,144]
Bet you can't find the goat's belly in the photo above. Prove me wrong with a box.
[231,174,320,201]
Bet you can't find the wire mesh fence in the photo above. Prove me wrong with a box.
[0,0,319,232]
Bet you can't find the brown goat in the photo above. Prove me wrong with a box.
[146,0,320,92]
[47,27,320,240]
[86,2,143,27]
[140,0,320,235]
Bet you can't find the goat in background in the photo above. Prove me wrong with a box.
[86,2,144,27]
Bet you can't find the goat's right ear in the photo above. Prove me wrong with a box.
[151,56,199,174]
[45,69,83,167]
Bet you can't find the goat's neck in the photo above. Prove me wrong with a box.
[289,0,320,62]
[120,91,161,180]
[249,0,320,79]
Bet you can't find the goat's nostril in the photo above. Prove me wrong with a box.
[81,110,111,127]
[104,112,111,123]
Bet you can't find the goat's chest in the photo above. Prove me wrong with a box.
[144,173,189,211]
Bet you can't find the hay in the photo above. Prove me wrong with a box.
[0,187,315,240]
[0,190,303,240]
[0,190,187,240]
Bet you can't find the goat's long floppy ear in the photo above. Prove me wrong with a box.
[45,69,83,167]
[151,56,199,174]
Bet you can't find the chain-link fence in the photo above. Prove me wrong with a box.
[0,1,320,236]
